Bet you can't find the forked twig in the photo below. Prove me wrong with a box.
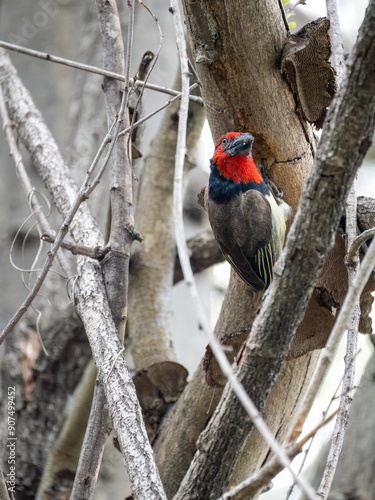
[41,233,109,260]
[117,82,200,138]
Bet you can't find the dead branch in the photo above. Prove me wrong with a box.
[41,233,110,259]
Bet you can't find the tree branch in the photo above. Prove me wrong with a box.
[347,227,375,262]
[317,1,361,496]
[0,40,203,104]
[74,261,166,499]
[0,44,166,500]
[72,0,142,497]
[218,410,338,500]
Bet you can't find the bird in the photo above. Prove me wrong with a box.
[205,132,289,291]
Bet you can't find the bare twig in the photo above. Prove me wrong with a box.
[0,40,202,104]
[0,90,72,280]
[277,0,290,34]
[291,237,375,453]
[317,2,360,497]
[117,82,200,138]
[0,112,116,344]
[317,194,360,500]
[219,410,338,500]
[41,233,109,259]
[169,1,315,499]
[286,363,352,499]
[127,0,163,145]
[347,227,375,262]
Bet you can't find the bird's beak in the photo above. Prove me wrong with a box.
[228,133,254,156]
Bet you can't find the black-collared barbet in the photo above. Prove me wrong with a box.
[206,132,289,291]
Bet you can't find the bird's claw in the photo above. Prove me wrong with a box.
[260,159,284,204]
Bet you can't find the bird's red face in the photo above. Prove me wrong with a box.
[212,132,262,184]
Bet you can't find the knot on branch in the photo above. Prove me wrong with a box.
[125,224,143,242]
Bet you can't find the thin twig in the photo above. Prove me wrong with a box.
[0,92,72,279]
[317,2,360,497]
[0,463,11,500]
[0,40,202,104]
[277,0,291,34]
[169,1,315,499]
[41,233,110,260]
[317,187,360,498]
[347,227,375,262]
[126,0,163,145]
[117,82,200,138]
[290,238,375,459]
[218,410,338,500]
[0,113,117,344]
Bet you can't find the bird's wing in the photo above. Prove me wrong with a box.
[215,190,274,290]
[248,240,274,288]
[235,190,275,288]
[218,242,267,291]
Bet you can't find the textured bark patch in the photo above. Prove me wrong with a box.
[281,17,336,129]
[203,330,248,388]
[133,362,188,443]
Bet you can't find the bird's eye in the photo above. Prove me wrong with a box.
[222,138,227,145]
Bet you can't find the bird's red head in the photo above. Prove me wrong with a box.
[212,132,262,184]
